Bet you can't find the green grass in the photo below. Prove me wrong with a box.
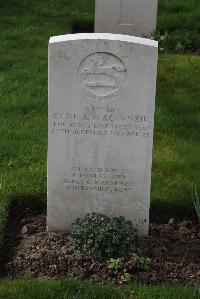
[157,0,200,52]
[151,54,200,216]
[0,279,199,299]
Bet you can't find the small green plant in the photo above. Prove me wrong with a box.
[120,270,133,283]
[71,213,137,261]
[107,258,124,270]
[106,254,152,284]
[194,186,200,223]
[129,253,152,271]
[107,258,124,279]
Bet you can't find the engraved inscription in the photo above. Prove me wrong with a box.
[51,105,151,138]
[79,52,127,101]
[62,167,135,193]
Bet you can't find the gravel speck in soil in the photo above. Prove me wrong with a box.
[5,214,200,285]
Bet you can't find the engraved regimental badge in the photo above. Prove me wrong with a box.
[79,52,127,101]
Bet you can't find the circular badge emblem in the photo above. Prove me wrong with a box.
[78,52,127,101]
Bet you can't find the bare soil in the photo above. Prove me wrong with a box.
[4,214,200,285]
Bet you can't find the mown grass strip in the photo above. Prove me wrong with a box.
[0,278,199,299]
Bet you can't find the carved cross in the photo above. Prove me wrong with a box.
[119,0,134,34]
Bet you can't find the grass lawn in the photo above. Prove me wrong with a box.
[0,0,199,297]
[157,0,200,52]
[0,279,199,299]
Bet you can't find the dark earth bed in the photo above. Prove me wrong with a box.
[2,213,200,286]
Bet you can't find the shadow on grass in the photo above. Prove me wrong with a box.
[71,20,94,33]
[8,193,46,215]
[150,201,197,223]
[0,194,46,277]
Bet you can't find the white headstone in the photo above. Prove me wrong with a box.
[95,0,158,37]
[48,33,158,235]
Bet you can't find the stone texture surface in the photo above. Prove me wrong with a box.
[48,33,158,235]
[95,0,158,37]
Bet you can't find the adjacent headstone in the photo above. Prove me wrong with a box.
[48,33,158,235]
[95,0,158,37]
